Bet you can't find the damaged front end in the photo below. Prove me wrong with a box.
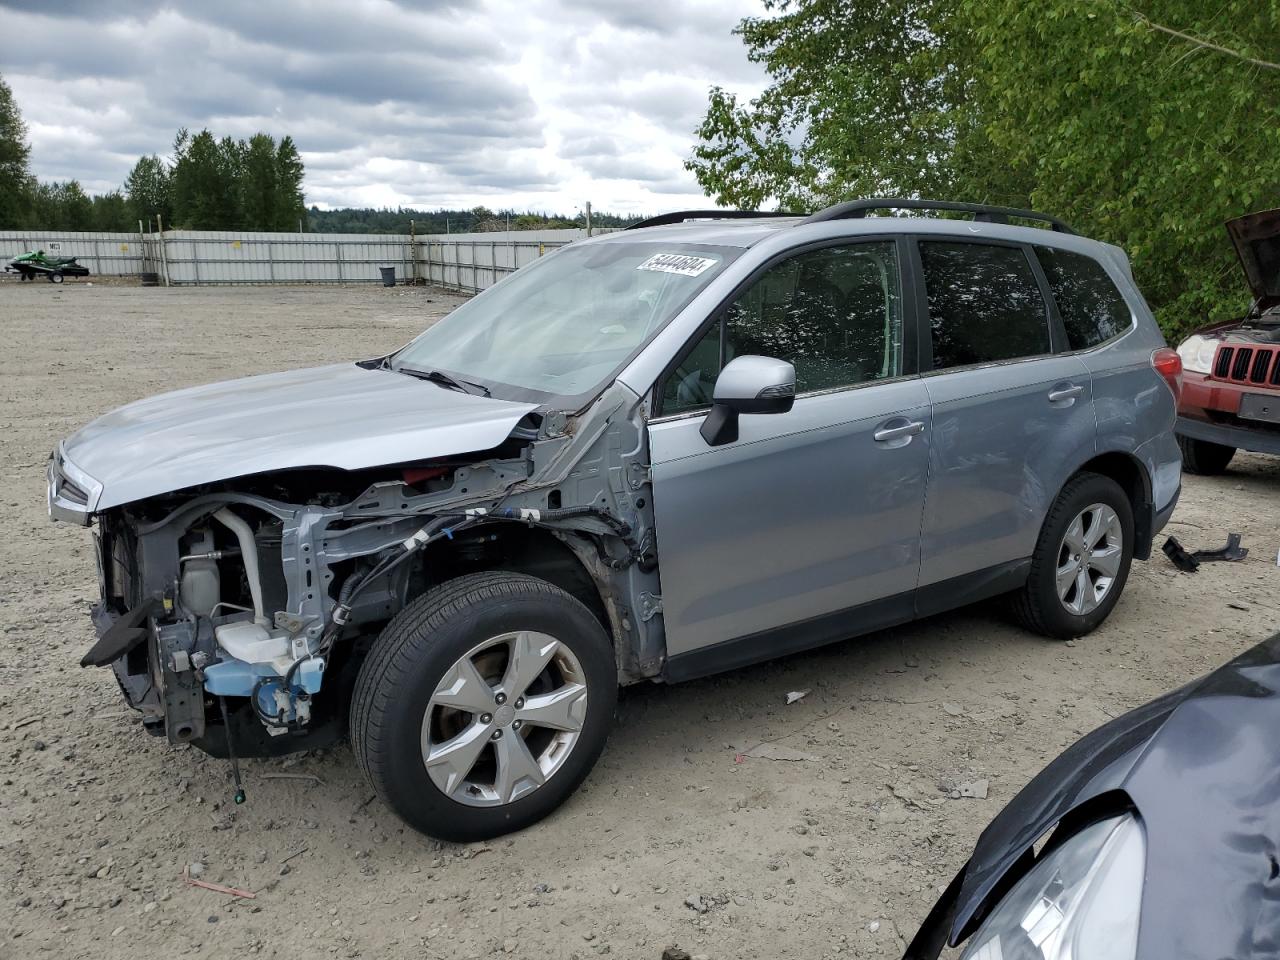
[51,380,662,760]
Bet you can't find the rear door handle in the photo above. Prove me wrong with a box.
[873,419,925,443]
[1048,383,1084,403]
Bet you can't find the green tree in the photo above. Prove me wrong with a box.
[965,0,1280,337]
[29,180,93,230]
[274,135,306,231]
[91,190,132,231]
[687,0,990,210]
[239,133,279,230]
[124,154,172,227]
[691,0,1280,340]
[0,74,34,227]
[9,111,309,232]
[171,128,242,229]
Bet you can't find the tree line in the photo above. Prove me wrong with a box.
[690,0,1280,341]
[307,206,641,235]
[1,72,642,237]
[1,75,307,233]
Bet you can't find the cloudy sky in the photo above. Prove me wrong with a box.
[0,0,770,215]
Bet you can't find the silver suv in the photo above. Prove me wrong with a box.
[49,199,1182,840]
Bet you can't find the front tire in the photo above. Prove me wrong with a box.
[351,572,616,842]
[1177,433,1235,475]
[1012,472,1134,640]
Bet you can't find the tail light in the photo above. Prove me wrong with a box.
[1152,347,1183,402]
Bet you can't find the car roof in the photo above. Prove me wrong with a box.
[593,198,1092,250]
[587,203,1129,276]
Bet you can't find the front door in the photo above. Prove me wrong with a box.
[647,238,932,675]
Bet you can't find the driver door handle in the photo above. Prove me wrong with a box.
[1048,383,1084,403]
[874,419,925,443]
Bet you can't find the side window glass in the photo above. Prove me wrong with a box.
[660,322,721,414]
[1034,245,1133,350]
[920,241,1050,370]
[659,241,904,415]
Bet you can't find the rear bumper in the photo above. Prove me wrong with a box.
[1152,483,1179,537]
[1177,415,1280,455]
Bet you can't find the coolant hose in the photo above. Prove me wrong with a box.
[212,507,268,626]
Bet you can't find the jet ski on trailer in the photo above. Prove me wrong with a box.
[6,250,91,283]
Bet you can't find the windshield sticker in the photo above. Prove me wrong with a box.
[636,253,718,277]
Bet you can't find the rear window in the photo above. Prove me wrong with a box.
[919,241,1051,370]
[1034,246,1133,350]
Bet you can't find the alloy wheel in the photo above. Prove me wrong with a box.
[421,631,587,807]
[1055,503,1124,616]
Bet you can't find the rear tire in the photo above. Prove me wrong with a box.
[49,271,63,284]
[350,572,616,842]
[1177,434,1235,475]
[1012,472,1134,640]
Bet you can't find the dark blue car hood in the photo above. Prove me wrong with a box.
[909,632,1280,959]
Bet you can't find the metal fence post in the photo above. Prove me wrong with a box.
[410,220,419,285]
[157,215,171,287]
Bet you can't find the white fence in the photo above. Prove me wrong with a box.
[0,231,148,276]
[0,227,608,293]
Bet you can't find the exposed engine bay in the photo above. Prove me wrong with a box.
[66,382,662,761]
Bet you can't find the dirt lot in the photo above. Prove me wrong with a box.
[1,281,1278,960]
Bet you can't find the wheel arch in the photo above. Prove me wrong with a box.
[422,524,618,644]
[1070,451,1154,559]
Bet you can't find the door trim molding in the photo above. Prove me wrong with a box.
[915,558,1031,618]
[662,590,915,683]
[662,558,1032,683]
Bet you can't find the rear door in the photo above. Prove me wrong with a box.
[913,238,1096,604]
[1032,240,1177,474]
[648,238,932,673]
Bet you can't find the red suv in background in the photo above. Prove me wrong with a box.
[1175,208,1280,474]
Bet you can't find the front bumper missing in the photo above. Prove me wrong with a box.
[85,603,163,730]
[86,599,214,742]
[82,600,158,667]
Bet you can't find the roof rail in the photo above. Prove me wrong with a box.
[801,198,1076,235]
[625,209,801,230]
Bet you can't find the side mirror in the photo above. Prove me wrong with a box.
[700,355,796,446]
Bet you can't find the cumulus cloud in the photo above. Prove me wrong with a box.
[0,0,768,213]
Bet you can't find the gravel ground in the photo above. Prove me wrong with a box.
[2,280,1278,960]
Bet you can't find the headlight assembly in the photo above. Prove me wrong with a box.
[1175,334,1218,374]
[960,813,1145,960]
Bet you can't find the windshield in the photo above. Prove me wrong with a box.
[392,241,740,399]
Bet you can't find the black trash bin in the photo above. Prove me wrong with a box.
[379,266,396,287]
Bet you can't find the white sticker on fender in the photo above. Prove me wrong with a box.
[636,253,717,277]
